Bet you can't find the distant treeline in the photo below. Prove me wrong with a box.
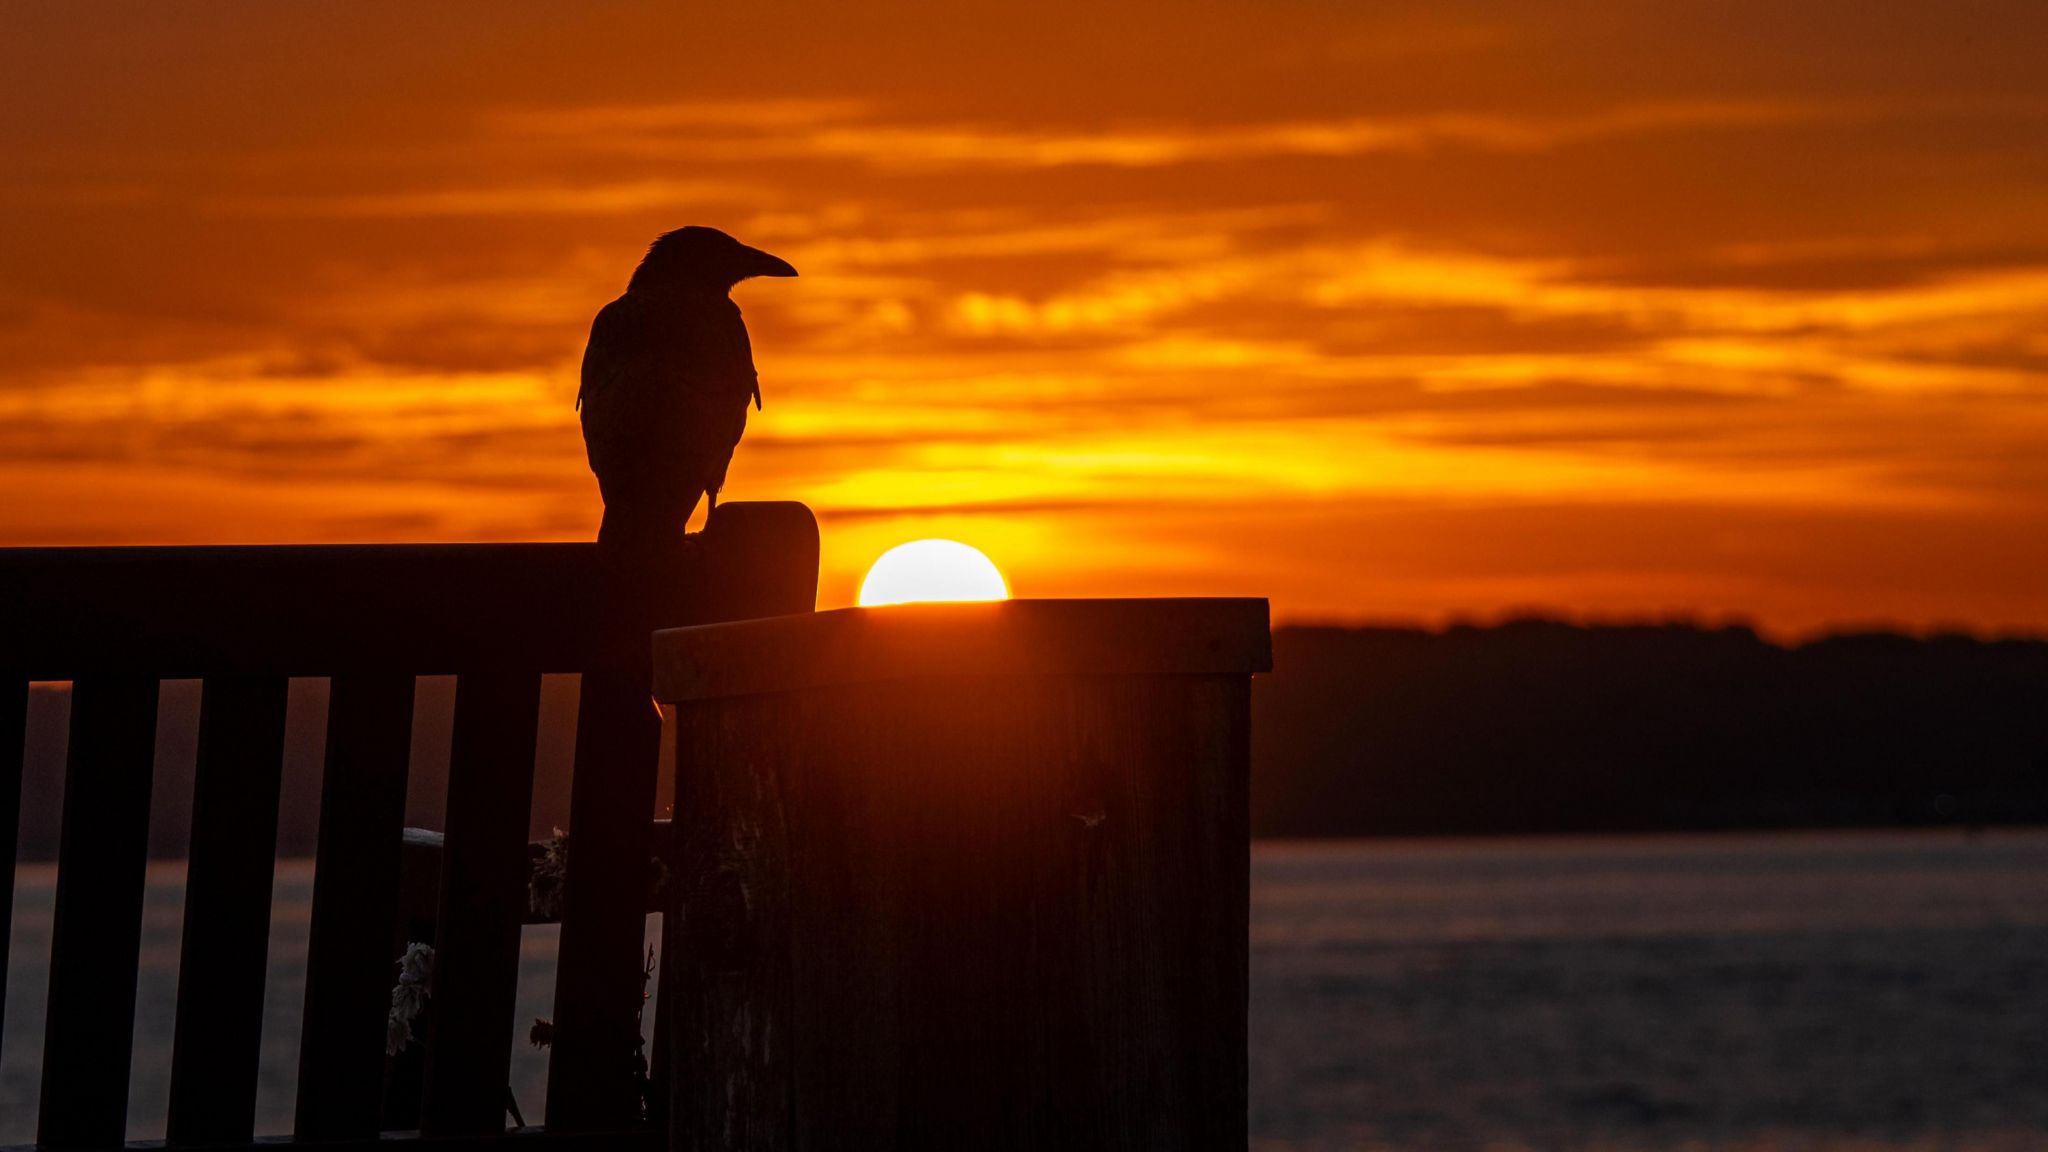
[1253,620,2048,837]
[13,619,2047,859]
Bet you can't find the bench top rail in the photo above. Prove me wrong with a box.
[0,502,820,678]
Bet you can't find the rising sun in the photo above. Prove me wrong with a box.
[858,539,1010,607]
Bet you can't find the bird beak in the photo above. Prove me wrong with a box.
[739,245,798,279]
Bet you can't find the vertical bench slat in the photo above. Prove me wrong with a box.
[545,666,664,1129]
[38,676,159,1148]
[166,675,290,1143]
[0,680,25,1071]
[421,670,541,1136]
[295,673,415,1141]
[645,826,674,1136]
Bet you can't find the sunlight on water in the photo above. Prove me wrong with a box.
[1248,830,2048,1152]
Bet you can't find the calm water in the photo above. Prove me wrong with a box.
[3,830,2045,1149]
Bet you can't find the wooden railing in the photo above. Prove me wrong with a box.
[0,502,819,1151]
[648,599,1269,1149]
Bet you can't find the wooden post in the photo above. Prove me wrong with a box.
[652,598,1270,1151]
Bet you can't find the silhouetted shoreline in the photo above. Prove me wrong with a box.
[14,617,2046,861]
[1254,618,2048,838]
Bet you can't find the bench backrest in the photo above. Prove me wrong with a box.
[0,502,819,1150]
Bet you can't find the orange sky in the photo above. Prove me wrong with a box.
[5,2,2048,635]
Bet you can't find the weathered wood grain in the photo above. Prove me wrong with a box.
[168,675,291,1144]
[655,599,1265,1150]
[644,869,673,1137]
[668,692,795,1152]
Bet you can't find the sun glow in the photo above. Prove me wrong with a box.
[857,539,1011,606]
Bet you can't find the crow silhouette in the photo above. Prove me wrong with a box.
[577,226,797,553]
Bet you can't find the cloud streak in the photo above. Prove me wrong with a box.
[3,1,2047,636]
[520,100,1837,170]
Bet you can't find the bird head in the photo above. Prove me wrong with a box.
[628,226,798,293]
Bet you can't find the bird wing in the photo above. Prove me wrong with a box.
[735,311,762,410]
[577,292,763,508]
[577,295,648,413]
[683,297,762,494]
[577,294,665,496]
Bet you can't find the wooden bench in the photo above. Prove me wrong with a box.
[0,502,819,1151]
